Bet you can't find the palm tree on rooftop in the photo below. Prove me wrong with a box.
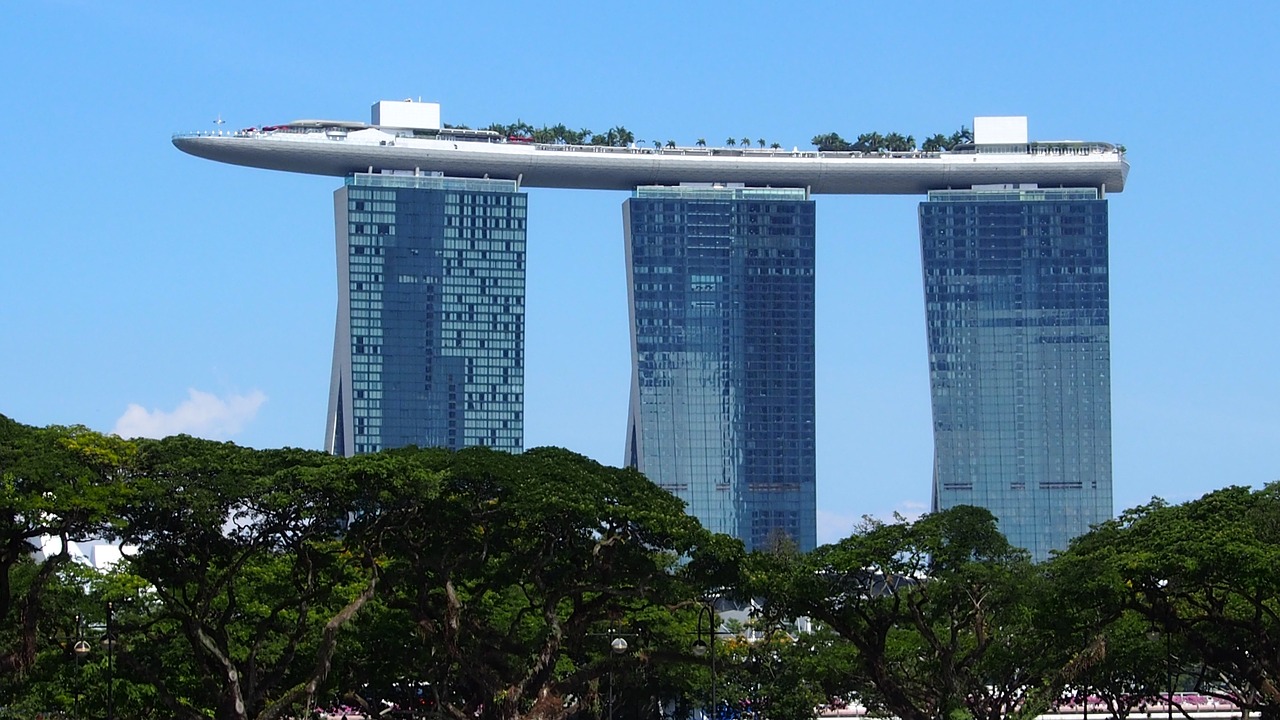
[604,126,634,147]
[884,132,915,152]
[856,131,885,152]
[949,125,974,146]
[696,138,707,147]
[770,142,782,150]
[726,137,737,146]
[922,133,948,152]
[741,136,751,147]
[757,138,766,148]
[666,140,676,148]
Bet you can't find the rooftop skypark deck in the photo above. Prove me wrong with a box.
[173,101,1129,194]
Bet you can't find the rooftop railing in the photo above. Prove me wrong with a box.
[173,130,259,139]
[928,188,1101,202]
[172,126,337,140]
[347,173,518,192]
[634,185,809,200]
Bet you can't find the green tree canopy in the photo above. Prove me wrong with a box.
[337,446,733,720]
[0,415,133,679]
[109,435,382,720]
[752,506,1037,720]
[1054,484,1280,718]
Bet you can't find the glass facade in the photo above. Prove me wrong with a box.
[624,186,816,552]
[325,173,526,456]
[919,188,1112,561]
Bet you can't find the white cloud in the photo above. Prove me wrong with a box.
[113,388,266,440]
[816,509,863,546]
[893,500,928,522]
[816,500,929,546]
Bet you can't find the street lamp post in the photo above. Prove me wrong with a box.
[1155,578,1174,720]
[105,601,115,720]
[1166,628,1174,720]
[609,635,628,720]
[692,603,716,720]
[72,615,90,720]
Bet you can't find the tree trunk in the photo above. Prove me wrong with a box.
[257,573,379,720]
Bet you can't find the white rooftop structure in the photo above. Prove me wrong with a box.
[370,99,440,131]
[974,115,1029,145]
[173,103,1128,194]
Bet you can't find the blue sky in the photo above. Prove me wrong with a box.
[3,2,1277,544]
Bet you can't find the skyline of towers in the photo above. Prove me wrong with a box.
[320,174,1116,559]
[325,173,527,457]
[919,187,1113,561]
[623,186,817,552]
[179,104,1124,558]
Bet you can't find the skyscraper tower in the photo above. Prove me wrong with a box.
[624,185,817,552]
[325,173,527,456]
[918,186,1112,561]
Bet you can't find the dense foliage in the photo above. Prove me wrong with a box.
[450,120,974,153]
[477,122,636,147]
[2,413,1277,720]
[811,127,973,153]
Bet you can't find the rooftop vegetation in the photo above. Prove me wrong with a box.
[811,126,974,153]
[453,120,976,153]
[446,121,642,147]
